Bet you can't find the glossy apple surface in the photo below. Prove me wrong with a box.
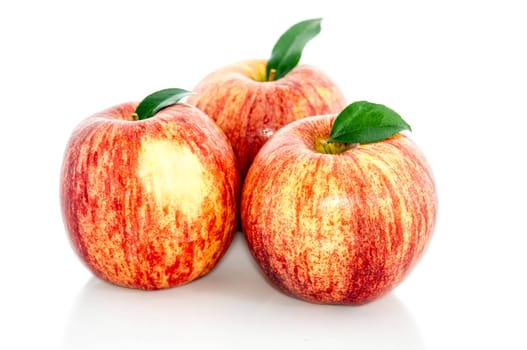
[188,59,347,179]
[241,115,437,304]
[61,102,239,290]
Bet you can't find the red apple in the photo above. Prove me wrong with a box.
[241,111,437,304]
[188,18,347,180]
[60,93,240,290]
[189,60,346,180]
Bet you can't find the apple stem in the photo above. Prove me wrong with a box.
[267,68,277,81]
[131,113,139,121]
[314,138,357,155]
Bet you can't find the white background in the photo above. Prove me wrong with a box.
[1,0,526,349]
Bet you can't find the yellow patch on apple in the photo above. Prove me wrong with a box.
[138,139,205,218]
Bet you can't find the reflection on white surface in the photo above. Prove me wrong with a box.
[63,234,424,349]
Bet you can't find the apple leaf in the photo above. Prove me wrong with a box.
[328,101,412,144]
[133,88,194,120]
[266,18,322,81]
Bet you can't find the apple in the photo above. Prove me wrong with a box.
[60,89,240,290]
[241,101,437,304]
[188,19,347,179]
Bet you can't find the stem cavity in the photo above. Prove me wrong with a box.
[315,137,357,155]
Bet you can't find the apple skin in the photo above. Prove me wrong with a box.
[241,115,437,305]
[60,102,240,290]
[187,59,347,180]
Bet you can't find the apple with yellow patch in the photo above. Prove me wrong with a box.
[60,89,239,290]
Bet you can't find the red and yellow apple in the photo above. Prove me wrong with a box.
[188,59,346,179]
[241,114,437,304]
[60,99,239,290]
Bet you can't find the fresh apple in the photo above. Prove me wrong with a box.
[60,89,240,290]
[241,101,437,304]
[188,19,347,179]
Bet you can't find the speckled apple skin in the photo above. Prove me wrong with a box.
[188,59,347,180]
[60,103,240,290]
[241,115,437,305]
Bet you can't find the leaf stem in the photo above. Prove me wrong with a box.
[267,68,277,81]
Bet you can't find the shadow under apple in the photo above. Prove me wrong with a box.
[63,234,425,349]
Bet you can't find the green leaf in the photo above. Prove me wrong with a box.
[328,101,412,144]
[266,18,322,81]
[133,88,194,120]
